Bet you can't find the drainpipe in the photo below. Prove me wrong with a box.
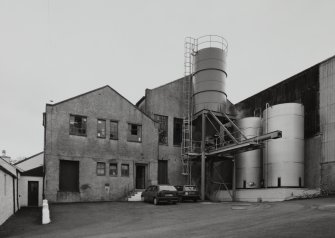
[16,170,19,210]
[265,103,270,188]
[12,175,15,213]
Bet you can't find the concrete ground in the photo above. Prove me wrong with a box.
[1,197,335,238]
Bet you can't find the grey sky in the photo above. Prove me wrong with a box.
[1,0,335,160]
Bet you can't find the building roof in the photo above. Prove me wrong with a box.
[237,54,335,104]
[20,166,44,177]
[0,157,19,177]
[46,85,156,122]
[14,152,43,165]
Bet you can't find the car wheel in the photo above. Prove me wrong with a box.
[153,197,159,205]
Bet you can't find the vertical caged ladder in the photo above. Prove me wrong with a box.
[181,37,196,176]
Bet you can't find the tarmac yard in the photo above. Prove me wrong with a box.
[1,197,335,238]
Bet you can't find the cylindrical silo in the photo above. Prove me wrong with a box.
[263,103,304,187]
[235,117,262,189]
[193,41,227,114]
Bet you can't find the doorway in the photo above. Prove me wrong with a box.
[158,160,168,184]
[28,181,39,206]
[135,164,146,189]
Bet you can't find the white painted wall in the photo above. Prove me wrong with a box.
[16,153,43,171]
[0,170,15,225]
[18,176,43,207]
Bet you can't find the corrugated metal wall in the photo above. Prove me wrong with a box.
[235,65,320,138]
[320,57,335,163]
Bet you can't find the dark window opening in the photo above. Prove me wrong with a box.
[154,114,168,145]
[110,121,118,140]
[243,180,246,189]
[96,162,106,176]
[278,177,281,187]
[97,119,106,138]
[173,118,183,146]
[70,115,87,136]
[121,164,129,177]
[127,124,142,142]
[109,163,118,176]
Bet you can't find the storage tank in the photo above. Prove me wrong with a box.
[263,103,304,187]
[193,37,228,114]
[235,117,262,189]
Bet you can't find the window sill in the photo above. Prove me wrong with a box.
[127,140,142,143]
[69,134,87,137]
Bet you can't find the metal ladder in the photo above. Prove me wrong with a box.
[181,37,196,175]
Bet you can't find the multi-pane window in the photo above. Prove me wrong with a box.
[97,119,106,138]
[96,162,106,176]
[109,163,118,176]
[154,114,168,145]
[69,115,87,136]
[173,118,183,146]
[121,164,129,177]
[127,124,142,142]
[110,121,118,140]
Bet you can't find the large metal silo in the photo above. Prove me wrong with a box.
[263,103,304,187]
[193,36,228,114]
[236,117,262,189]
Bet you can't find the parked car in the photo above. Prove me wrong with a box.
[175,185,200,202]
[141,185,178,205]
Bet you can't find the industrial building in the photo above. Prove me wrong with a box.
[43,35,335,203]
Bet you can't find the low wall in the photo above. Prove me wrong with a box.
[212,188,320,202]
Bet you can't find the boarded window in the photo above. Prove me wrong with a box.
[109,163,118,176]
[173,118,183,146]
[70,115,87,136]
[110,121,118,140]
[59,160,79,192]
[121,164,129,177]
[97,119,106,138]
[127,124,142,142]
[96,162,106,176]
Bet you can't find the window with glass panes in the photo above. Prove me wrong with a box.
[154,114,168,145]
[97,119,106,138]
[96,162,106,176]
[110,121,118,140]
[69,115,87,136]
[121,164,129,177]
[109,163,118,176]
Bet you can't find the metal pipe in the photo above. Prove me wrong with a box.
[232,156,236,202]
[201,112,206,200]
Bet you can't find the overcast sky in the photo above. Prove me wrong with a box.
[1,0,335,160]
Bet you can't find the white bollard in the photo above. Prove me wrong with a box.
[42,199,51,224]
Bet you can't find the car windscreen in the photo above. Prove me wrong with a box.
[184,186,197,191]
[159,185,177,191]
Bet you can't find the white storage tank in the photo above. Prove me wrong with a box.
[236,117,262,189]
[263,103,304,187]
